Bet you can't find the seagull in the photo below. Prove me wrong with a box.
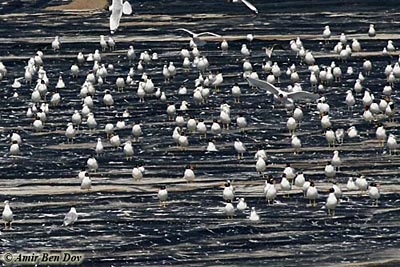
[223,181,235,201]
[368,182,380,206]
[323,25,331,43]
[63,207,78,226]
[224,200,235,219]
[81,173,92,191]
[246,77,320,103]
[346,177,358,191]
[183,165,195,183]
[280,174,292,197]
[237,198,247,211]
[228,0,258,15]
[176,28,221,46]
[265,178,277,204]
[295,172,305,187]
[2,200,13,229]
[51,36,60,51]
[234,139,246,160]
[256,157,266,176]
[132,166,143,181]
[132,121,143,142]
[326,188,338,217]
[306,182,318,207]
[221,39,229,52]
[263,44,279,58]
[368,24,376,37]
[158,185,168,207]
[123,141,134,160]
[249,207,260,221]
[109,0,132,34]
[206,140,218,152]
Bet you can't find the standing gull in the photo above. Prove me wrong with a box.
[2,200,13,229]
[52,36,61,51]
[323,25,331,43]
[158,186,168,208]
[249,207,260,221]
[265,178,277,204]
[132,166,143,182]
[234,139,246,160]
[306,182,318,207]
[368,182,380,206]
[237,198,247,211]
[81,173,92,191]
[326,188,338,217]
[224,200,235,219]
[223,181,235,201]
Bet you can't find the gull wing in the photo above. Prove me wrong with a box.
[110,0,122,11]
[110,5,123,32]
[241,0,258,15]
[122,1,132,15]
[63,210,78,226]
[176,28,196,36]
[287,91,320,101]
[197,32,222,37]
[246,77,280,96]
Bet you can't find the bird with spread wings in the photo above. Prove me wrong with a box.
[176,28,221,39]
[176,28,221,46]
[246,77,320,103]
[228,0,258,15]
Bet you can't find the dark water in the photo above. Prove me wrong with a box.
[0,1,400,266]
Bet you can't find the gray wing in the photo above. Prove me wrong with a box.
[63,211,77,226]
[287,91,320,101]
[246,77,280,95]
[241,0,258,14]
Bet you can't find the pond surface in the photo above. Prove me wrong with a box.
[0,1,400,266]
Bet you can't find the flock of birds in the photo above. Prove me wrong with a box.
[0,2,396,231]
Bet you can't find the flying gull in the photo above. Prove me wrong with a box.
[109,0,133,34]
[176,28,221,46]
[246,77,320,103]
[228,0,258,15]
